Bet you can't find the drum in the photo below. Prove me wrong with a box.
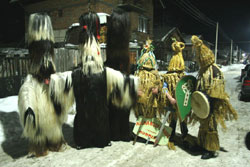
[191,91,210,119]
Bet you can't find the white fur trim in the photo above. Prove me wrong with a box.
[106,67,138,108]
[49,71,75,122]
[28,13,55,44]
[80,36,103,75]
[18,74,67,145]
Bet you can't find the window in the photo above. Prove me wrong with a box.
[138,16,148,33]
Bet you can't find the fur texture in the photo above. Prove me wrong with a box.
[105,7,131,74]
[18,75,69,156]
[18,13,68,157]
[106,67,138,108]
[48,11,138,149]
[80,36,103,75]
[28,13,55,44]
[105,7,132,141]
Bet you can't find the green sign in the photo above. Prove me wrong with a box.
[133,116,172,145]
[175,75,196,121]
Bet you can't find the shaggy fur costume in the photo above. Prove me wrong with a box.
[49,12,138,149]
[18,13,72,157]
[105,7,132,141]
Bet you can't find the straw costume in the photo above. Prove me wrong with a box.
[134,39,166,119]
[161,40,188,150]
[190,35,238,159]
[49,12,139,149]
[18,13,72,157]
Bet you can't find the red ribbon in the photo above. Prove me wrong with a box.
[44,78,50,85]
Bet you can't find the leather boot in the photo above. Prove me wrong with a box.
[201,151,217,159]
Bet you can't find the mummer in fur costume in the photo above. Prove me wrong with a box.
[49,11,139,149]
[105,7,132,141]
[18,13,72,157]
[190,35,238,159]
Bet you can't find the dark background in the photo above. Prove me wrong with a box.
[154,0,250,52]
[1,0,250,52]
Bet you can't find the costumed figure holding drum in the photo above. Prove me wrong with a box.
[161,40,190,150]
[190,35,238,159]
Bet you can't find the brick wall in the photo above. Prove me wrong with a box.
[23,0,153,44]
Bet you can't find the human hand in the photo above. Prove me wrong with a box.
[137,89,144,97]
[169,97,176,105]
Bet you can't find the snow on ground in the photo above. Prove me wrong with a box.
[0,63,249,167]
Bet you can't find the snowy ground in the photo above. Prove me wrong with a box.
[0,64,249,167]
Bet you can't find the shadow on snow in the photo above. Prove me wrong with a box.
[0,111,74,159]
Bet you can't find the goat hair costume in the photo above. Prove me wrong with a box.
[18,13,73,157]
[105,7,132,141]
[49,12,138,149]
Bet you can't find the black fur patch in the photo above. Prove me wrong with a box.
[64,76,72,93]
[106,7,130,74]
[24,107,36,127]
[53,101,62,116]
[29,40,56,81]
[50,93,62,116]
[29,40,54,60]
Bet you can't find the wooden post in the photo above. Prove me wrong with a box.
[230,40,233,64]
[215,22,219,64]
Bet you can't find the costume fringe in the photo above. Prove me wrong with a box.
[134,69,166,118]
[213,99,238,130]
[193,64,238,130]
[191,35,215,68]
[168,41,185,72]
[198,129,220,151]
[49,71,75,123]
[161,72,185,98]
[106,67,139,109]
[161,72,185,122]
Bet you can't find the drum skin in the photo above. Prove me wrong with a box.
[191,91,210,119]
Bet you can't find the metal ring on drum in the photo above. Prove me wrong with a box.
[191,91,210,119]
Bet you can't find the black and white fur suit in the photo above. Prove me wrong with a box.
[18,13,73,156]
[49,12,139,149]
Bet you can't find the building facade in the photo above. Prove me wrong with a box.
[21,0,153,45]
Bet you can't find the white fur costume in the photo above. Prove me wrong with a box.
[18,13,72,156]
[18,74,74,154]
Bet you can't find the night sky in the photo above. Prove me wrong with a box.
[1,0,250,52]
[155,0,250,52]
[0,0,25,47]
